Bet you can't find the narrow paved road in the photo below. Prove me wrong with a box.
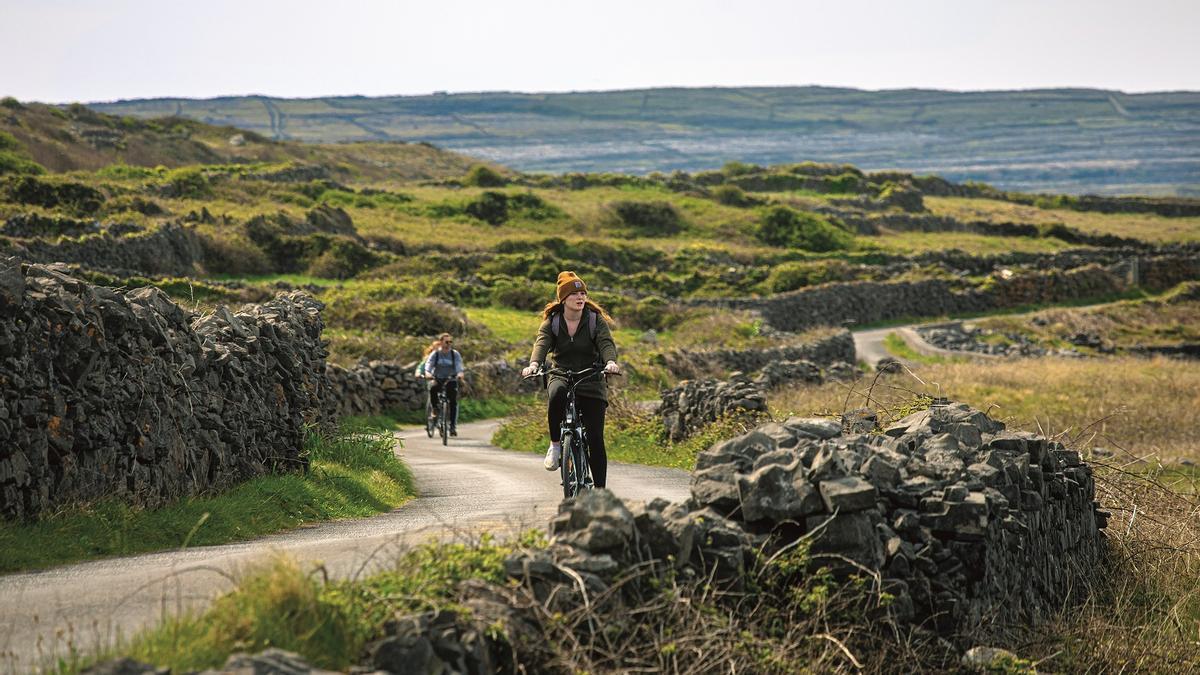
[853,324,999,367]
[0,420,691,673]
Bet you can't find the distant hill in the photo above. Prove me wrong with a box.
[0,99,485,182]
[87,87,1200,196]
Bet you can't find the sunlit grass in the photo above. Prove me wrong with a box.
[0,421,412,574]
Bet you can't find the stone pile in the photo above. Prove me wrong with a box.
[752,358,861,389]
[916,322,1052,358]
[660,376,767,441]
[0,259,327,521]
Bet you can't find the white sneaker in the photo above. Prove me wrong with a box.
[543,443,561,471]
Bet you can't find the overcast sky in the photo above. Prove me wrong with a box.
[3,0,1198,103]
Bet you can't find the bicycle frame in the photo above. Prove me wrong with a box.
[429,377,456,445]
[541,366,606,498]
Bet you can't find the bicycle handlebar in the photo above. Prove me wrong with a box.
[521,364,621,381]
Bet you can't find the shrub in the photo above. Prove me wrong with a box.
[822,172,867,194]
[756,206,853,252]
[198,233,274,276]
[464,191,510,225]
[604,200,685,237]
[325,296,467,336]
[0,97,22,110]
[306,239,387,279]
[462,164,507,187]
[489,277,556,310]
[762,260,857,293]
[162,167,212,199]
[623,295,684,331]
[711,184,754,207]
[0,151,45,176]
[3,175,102,214]
[721,161,762,177]
[0,132,46,176]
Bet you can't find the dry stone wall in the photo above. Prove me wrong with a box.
[323,358,537,419]
[660,376,767,442]
[0,259,327,521]
[686,402,1108,635]
[306,401,1107,674]
[714,257,1199,333]
[2,222,204,277]
[659,329,855,380]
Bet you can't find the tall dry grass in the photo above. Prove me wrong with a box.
[773,355,1200,670]
[774,356,1200,461]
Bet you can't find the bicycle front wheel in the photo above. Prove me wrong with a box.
[560,433,575,499]
[440,397,449,445]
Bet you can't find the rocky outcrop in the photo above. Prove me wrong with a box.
[0,259,327,521]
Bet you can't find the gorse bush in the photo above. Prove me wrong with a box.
[756,206,853,252]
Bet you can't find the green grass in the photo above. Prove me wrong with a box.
[0,420,413,574]
[55,531,541,674]
[883,332,950,365]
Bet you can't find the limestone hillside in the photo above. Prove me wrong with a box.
[0,98,485,181]
[87,86,1200,195]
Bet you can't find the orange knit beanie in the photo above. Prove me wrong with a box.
[556,271,588,302]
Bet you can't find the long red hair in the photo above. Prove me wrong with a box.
[541,298,614,326]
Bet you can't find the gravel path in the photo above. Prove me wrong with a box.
[0,420,691,672]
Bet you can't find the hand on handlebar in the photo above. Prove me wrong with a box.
[603,360,621,376]
[521,363,542,379]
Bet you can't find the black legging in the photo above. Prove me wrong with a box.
[547,382,608,489]
[428,378,458,425]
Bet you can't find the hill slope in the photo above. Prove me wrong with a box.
[0,100,486,182]
[87,87,1200,195]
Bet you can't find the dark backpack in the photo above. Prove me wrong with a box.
[550,308,597,344]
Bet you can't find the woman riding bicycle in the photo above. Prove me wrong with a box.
[423,332,464,436]
[521,272,621,487]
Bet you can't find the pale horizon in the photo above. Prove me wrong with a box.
[3,0,1199,103]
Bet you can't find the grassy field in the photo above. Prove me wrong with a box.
[0,419,412,574]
